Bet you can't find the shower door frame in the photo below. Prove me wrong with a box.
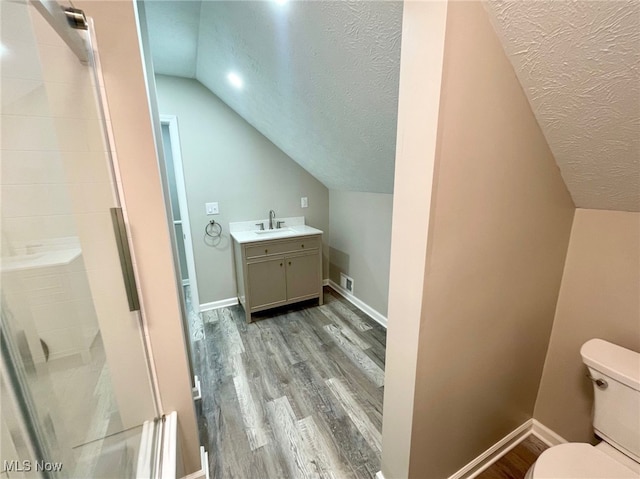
[1,1,164,476]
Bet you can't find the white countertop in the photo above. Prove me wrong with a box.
[231,224,323,244]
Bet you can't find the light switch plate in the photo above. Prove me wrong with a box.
[301,197,308,208]
[205,202,219,215]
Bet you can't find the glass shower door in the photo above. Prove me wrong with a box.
[1,1,160,477]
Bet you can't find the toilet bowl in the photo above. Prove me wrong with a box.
[525,443,639,478]
[526,339,640,479]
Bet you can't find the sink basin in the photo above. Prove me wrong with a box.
[254,228,292,235]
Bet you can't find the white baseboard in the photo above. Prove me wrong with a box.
[327,280,388,328]
[449,420,533,479]
[531,419,568,446]
[447,419,567,479]
[376,420,562,479]
[322,278,330,286]
[199,297,238,312]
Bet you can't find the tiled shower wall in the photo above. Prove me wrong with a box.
[1,2,107,361]
[1,1,156,427]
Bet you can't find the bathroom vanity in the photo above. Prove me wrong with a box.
[231,221,323,323]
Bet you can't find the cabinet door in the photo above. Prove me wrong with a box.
[286,252,320,302]
[247,257,287,310]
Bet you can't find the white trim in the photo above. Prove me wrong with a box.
[531,419,568,447]
[200,297,239,312]
[192,375,202,401]
[375,472,386,479]
[160,114,201,314]
[182,279,190,286]
[445,420,568,479]
[322,278,330,287]
[449,420,532,479]
[161,412,178,479]
[181,446,209,479]
[327,280,388,328]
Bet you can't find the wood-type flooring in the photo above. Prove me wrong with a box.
[191,287,386,479]
[477,435,548,479]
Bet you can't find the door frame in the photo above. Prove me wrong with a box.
[160,115,200,313]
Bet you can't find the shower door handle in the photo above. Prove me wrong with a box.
[110,207,140,312]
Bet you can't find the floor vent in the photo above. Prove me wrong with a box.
[340,273,354,293]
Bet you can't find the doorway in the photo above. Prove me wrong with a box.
[159,116,200,313]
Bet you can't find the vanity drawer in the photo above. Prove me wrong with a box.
[245,236,320,259]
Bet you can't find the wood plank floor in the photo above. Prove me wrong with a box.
[477,435,548,479]
[190,287,386,479]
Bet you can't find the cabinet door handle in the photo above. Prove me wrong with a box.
[265,249,268,254]
[280,263,283,267]
[288,261,292,266]
[301,244,304,248]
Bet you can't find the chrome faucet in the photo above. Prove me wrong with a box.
[269,210,276,230]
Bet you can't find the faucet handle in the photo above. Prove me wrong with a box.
[276,220,285,229]
[255,223,265,231]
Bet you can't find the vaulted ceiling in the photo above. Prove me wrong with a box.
[484,0,640,212]
[145,1,639,210]
[144,0,403,193]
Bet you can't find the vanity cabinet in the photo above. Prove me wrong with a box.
[246,257,287,308]
[285,252,320,301]
[233,234,323,323]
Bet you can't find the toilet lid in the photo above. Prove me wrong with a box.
[533,443,639,478]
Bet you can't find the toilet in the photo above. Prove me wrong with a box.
[526,339,640,478]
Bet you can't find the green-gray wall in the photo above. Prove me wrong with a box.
[329,190,393,316]
[156,75,329,305]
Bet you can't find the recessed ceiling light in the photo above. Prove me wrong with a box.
[227,72,244,90]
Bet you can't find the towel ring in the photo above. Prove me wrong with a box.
[205,220,222,238]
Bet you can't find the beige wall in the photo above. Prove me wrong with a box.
[380,1,449,478]
[534,209,640,442]
[155,75,330,305]
[328,190,393,316]
[77,2,201,473]
[406,2,575,477]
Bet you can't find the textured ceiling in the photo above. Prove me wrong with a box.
[145,1,402,193]
[146,1,639,206]
[144,1,200,78]
[484,0,640,212]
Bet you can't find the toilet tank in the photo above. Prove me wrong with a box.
[581,339,640,462]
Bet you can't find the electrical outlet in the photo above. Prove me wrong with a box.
[301,197,308,208]
[205,202,219,215]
